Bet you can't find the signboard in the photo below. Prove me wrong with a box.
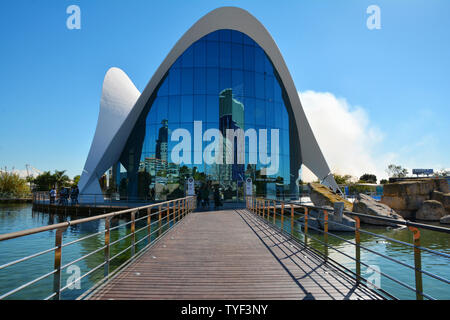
[187,177,195,196]
[412,169,434,176]
[245,178,253,196]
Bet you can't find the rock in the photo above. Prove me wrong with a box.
[440,215,450,224]
[383,180,434,197]
[297,216,320,231]
[416,200,446,221]
[310,206,355,232]
[431,190,445,203]
[432,178,450,194]
[353,194,405,226]
[380,194,428,216]
[308,183,353,211]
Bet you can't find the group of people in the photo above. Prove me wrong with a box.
[49,186,79,206]
[196,183,223,210]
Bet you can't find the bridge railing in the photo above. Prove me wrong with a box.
[0,196,196,300]
[246,196,450,300]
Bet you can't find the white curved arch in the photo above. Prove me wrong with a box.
[79,67,140,198]
[81,6,338,197]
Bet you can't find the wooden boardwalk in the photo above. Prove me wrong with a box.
[88,209,384,300]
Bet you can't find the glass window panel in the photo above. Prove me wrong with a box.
[219,42,231,68]
[181,46,194,68]
[232,69,244,98]
[181,95,193,122]
[274,102,283,129]
[194,40,206,67]
[193,67,206,94]
[219,68,231,92]
[231,43,243,70]
[219,29,231,42]
[181,68,193,95]
[255,72,265,99]
[206,67,219,95]
[157,96,168,122]
[158,75,169,96]
[265,101,275,128]
[231,30,243,44]
[244,98,255,127]
[206,41,219,67]
[169,68,181,95]
[172,56,182,69]
[243,33,254,46]
[243,45,255,71]
[274,78,282,103]
[193,95,206,121]
[244,71,255,98]
[206,30,219,41]
[147,101,158,125]
[264,57,274,75]
[281,104,289,129]
[265,75,274,102]
[255,99,265,125]
[168,95,180,123]
[206,95,219,124]
[255,47,265,73]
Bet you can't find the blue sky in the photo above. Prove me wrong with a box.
[0,0,449,179]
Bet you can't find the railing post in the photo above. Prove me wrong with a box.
[263,200,266,219]
[167,202,170,226]
[290,204,294,235]
[281,202,284,230]
[409,226,423,300]
[273,201,276,224]
[131,210,136,256]
[147,207,152,244]
[158,205,162,236]
[173,200,177,224]
[354,216,361,284]
[104,217,111,278]
[324,210,328,258]
[304,207,308,244]
[53,227,65,300]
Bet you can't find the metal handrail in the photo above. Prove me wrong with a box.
[246,196,450,300]
[0,196,196,300]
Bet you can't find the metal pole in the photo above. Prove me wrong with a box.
[131,210,136,256]
[273,201,276,224]
[158,205,162,236]
[53,227,65,300]
[324,210,328,258]
[304,207,308,244]
[290,204,294,235]
[147,208,151,244]
[281,202,284,230]
[355,216,361,284]
[409,226,423,300]
[104,217,111,277]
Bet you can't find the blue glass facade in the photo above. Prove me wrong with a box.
[99,30,296,200]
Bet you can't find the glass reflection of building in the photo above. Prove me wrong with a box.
[99,29,295,200]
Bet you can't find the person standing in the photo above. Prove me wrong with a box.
[49,187,56,204]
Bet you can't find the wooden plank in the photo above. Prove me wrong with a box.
[88,208,384,300]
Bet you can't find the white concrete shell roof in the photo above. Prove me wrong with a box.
[79,6,338,196]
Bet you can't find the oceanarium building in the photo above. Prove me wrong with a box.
[78,7,338,201]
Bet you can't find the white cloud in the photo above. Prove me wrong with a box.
[299,90,395,183]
